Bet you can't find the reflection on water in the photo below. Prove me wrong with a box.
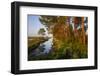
[32,38,53,56]
[42,38,53,54]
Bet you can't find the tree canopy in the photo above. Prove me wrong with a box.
[38,28,46,36]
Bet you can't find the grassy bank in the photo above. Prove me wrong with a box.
[28,37,49,54]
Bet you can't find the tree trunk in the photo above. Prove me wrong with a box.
[81,17,85,44]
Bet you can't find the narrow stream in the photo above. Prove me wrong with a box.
[31,38,53,56]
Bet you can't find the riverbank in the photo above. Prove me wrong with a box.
[28,37,49,54]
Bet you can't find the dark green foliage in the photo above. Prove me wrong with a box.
[39,16,58,27]
[38,28,46,35]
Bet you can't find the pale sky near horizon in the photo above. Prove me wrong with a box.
[27,15,48,37]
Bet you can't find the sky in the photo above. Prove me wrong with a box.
[28,15,47,37]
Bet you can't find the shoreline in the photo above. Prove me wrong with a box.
[28,38,49,54]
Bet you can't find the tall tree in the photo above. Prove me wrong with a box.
[81,17,85,44]
[39,16,70,51]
